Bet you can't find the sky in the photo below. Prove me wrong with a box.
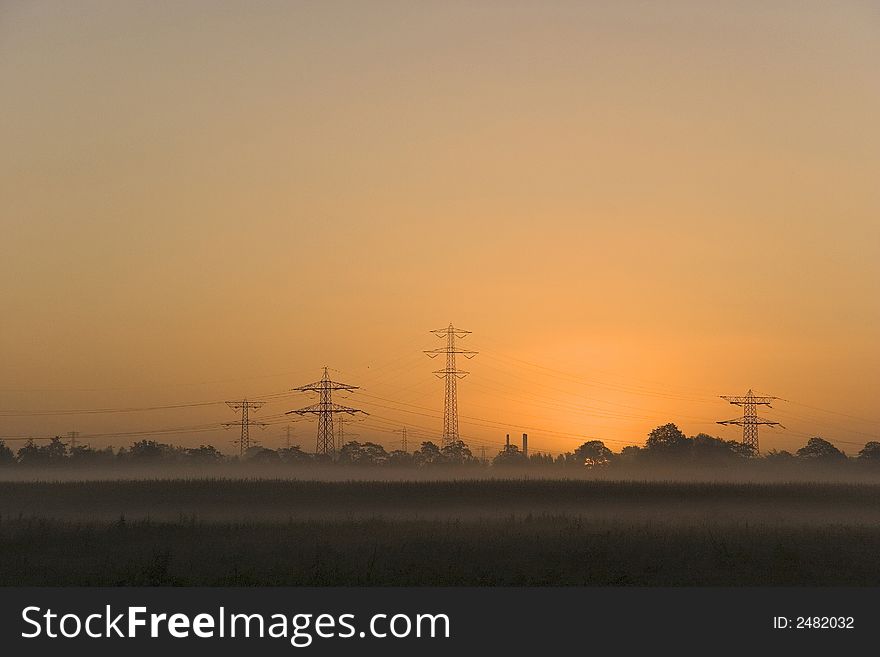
[1,1,878,456]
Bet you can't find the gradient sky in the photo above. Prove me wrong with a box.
[1,1,878,456]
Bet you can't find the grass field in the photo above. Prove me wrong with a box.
[1,479,879,585]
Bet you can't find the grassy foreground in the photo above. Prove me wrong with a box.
[1,479,878,585]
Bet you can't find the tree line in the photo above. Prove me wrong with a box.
[1,423,878,469]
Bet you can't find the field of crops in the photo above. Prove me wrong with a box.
[1,479,878,585]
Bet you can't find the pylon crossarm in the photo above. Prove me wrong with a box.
[431,328,472,336]
[288,403,365,415]
[294,382,359,392]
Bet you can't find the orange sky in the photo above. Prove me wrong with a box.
[1,1,878,455]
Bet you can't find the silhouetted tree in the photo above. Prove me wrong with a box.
[278,445,311,464]
[440,440,476,465]
[572,440,614,468]
[413,441,442,467]
[796,437,846,461]
[386,449,414,467]
[17,438,68,466]
[69,444,116,465]
[337,441,388,466]
[45,437,68,462]
[493,443,526,466]
[16,440,44,466]
[858,442,880,461]
[127,440,175,462]
[763,449,795,462]
[645,423,690,455]
[0,440,14,465]
[246,447,280,463]
[619,445,643,462]
[184,445,224,463]
[528,452,554,466]
[691,433,755,460]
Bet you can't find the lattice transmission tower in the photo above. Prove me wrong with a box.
[393,426,408,452]
[223,399,267,456]
[287,367,366,456]
[424,323,477,446]
[336,415,360,451]
[717,389,783,453]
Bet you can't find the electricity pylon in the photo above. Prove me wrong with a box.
[281,424,296,449]
[336,415,360,451]
[717,389,783,453]
[425,323,477,446]
[223,399,267,456]
[393,426,408,452]
[287,367,366,456]
[65,431,80,450]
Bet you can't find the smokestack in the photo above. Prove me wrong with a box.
[505,433,510,448]
[522,433,528,459]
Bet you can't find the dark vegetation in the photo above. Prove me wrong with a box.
[2,479,880,585]
[0,423,876,474]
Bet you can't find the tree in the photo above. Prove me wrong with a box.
[619,445,643,463]
[128,440,174,462]
[0,440,14,465]
[278,445,312,464]
[69,444,116,465]
[386,449,414,467]
[360,442,389,466]
[17,439,50,466]
[184,445,224,463]
[763,449,795,462]
[245,447,280,463]
[858,442,880,461]
[440,440,476,465]
[572,440,614,468]
[528,452,554,466]
[45,437,68,462]
[413,441,442,467]
[645,423,690,455]
[796,437,846,461]
[691,433,755,460]
[337,441,388,466]
[493,444,526,466]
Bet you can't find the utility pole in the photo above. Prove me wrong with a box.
[223,399,267,457]
[424,323,477,446]
[287,367,366,457]
[717,389,783,453]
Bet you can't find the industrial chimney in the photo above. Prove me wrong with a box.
[522,433,528,459]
